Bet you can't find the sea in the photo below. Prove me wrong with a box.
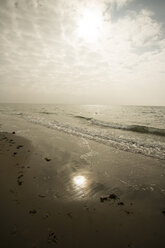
[0,104,165,160]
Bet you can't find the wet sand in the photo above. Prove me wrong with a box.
[0,122,165,247]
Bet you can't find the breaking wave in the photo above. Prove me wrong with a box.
[75,116,165,137]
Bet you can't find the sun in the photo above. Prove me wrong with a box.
[77,9,103,42]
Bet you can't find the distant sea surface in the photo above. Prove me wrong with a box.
[0,104,165,160]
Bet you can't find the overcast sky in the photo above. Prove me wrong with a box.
[0,0,165,105]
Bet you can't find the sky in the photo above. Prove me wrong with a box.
[0,0,165,105]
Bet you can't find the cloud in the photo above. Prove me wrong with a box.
[104,0,134,17]
[109,0,133,8]
[119,9,162,47]
[0,0,164,105]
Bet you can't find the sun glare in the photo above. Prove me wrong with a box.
[77,9,103,42]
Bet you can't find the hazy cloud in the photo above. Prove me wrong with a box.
[0,0,164,105]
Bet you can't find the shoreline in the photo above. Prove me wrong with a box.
[0,126,165,247]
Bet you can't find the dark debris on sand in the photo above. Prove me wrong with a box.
[125,210,133,215]
[29,209,37,214]
[99,194,135,216]
[45,157,51,162]
[17,174,23,186]
[109,193,119,200]
[100,193,119,203]
[38,194,46,198]
[100,196,108,203]
[17,181,22,186]
[67,212,73,219]
[48,232,57,244]
[162,210,165,215]
[16,145,23,149]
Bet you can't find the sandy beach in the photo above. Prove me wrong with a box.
[0,0,165,246]
[0,114,165,248]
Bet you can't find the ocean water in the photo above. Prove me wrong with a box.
[0,104,165,160]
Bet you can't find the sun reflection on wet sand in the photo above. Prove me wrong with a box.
[72,175,88,198]
[73,175,86,188]
[71,174,94,199]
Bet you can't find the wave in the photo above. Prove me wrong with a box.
[75,115,92,121]
[12,112,23,116]
[15,114,165,160]
[126,125,165,136]
[75,116,165,137]
[3,111,164,160]
[39,111,56,115]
